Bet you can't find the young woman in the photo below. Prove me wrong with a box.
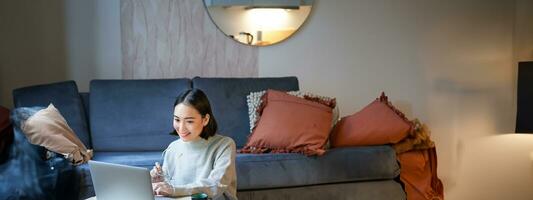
[151,89,237,200]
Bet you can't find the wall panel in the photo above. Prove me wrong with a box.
[121,0,257,79]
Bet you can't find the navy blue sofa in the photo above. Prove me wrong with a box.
[10,77,405,200]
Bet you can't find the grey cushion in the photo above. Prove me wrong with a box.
[192,77,299,148]
[236,145,399,190]
[12,81,91,148]
[89,79,191,151]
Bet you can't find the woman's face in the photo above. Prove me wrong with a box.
[173,103,209,142]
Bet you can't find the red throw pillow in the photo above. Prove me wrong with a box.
[246,90,338,133]
[330,92,412,147]
[240,89,332,156]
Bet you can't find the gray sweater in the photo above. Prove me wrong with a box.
[162,134,237,199]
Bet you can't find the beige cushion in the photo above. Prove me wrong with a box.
[21,103,92,165]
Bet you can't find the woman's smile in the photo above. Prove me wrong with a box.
[178,132,191,137]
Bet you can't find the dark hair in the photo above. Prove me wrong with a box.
[170,89,218,140]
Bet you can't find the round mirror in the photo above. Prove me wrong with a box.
[204,0,314,46]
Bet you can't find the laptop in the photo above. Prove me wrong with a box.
[88,160,181,200]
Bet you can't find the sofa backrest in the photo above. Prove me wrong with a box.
[89,79,191,151]
[12,81,92,148]
[12,77,299,151]
[192,77,299,148]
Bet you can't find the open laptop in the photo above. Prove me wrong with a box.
[88,160,181,200]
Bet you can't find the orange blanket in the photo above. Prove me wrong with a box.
[394,119,444,200]
[398,147,443,200]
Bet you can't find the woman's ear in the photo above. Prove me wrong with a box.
[203,114,210,126]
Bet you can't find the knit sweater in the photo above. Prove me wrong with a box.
[161,134,237,199]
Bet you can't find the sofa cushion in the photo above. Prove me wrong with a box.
[90,79,191,151]
[240,90,332,156]
[236,145,400,190]
[79,93,90,122]
[237,180,406,200]
[13,81,91,148]
[330,92,412,147]
[246,90,339,133]
[192,77,299,148]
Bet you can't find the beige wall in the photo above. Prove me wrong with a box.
[0,0,121,108]
[515,0,533,62]
[259,0,533,199]
[0,0,69,108]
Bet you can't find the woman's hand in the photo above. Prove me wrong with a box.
[150,162,164,183]
[152,181,174,196]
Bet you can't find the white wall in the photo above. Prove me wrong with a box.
[64,0,122,92]
[259,0,533,199]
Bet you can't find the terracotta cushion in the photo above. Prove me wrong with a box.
[246,90,338,133]
[240,89,332,156]
[330,93,412,147]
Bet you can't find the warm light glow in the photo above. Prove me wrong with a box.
[206,4,312,46]
[246,8,291,30]
[486,133,533,144]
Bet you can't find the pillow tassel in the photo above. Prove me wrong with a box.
[240,145,326,156]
